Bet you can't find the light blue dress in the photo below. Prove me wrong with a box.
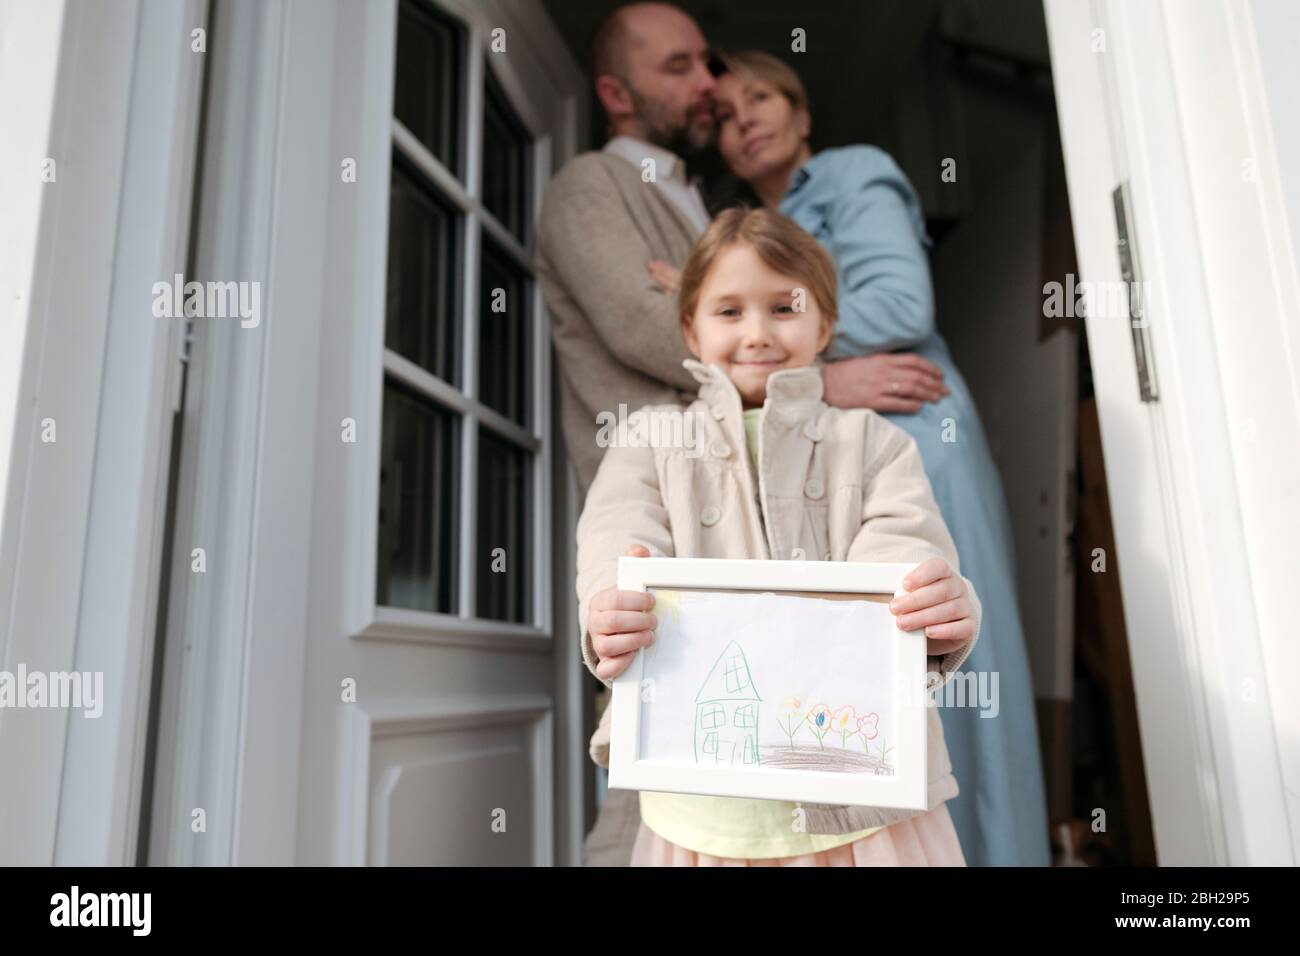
[780,145,1051,866]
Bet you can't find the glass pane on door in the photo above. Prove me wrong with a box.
[394,0,462,174]
[477,236,530,426]
[387,156,460,385]
[377,380,459,612]
[476,427,530,623]
[481,67,529,242]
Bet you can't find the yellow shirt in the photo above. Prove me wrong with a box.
[637,408,884,859]
[639,791,884,859]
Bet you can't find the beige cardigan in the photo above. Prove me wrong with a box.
[575,359,983,834]
[535,150,703,495]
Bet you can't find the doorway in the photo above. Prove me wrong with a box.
[541,0,1156,866]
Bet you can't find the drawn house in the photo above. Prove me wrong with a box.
[694,642,764,766]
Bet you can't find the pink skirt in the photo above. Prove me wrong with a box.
[630,803,966,867]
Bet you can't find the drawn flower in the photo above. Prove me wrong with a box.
[857,712,880,746]
[807,704,832,749]
[832,706,858,747]
[777,696,808,748]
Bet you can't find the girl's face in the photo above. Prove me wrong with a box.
[714,72,810,183]
[683,242,832,408]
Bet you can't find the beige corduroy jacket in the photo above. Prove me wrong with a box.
[575,359,982,834]
[535,150,702,496]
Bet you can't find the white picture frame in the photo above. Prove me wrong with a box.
[608,557,929,811]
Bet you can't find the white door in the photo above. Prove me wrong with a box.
[1043,0,1299,864]
[146,0,588,865]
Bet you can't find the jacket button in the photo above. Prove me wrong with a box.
[802,421,823,442]
[804,478,825,499]
[710,441,731,459]
[700,505,722,526]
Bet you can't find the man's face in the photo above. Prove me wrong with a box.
[619,7,716,154]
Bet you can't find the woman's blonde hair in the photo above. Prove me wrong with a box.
[678,206,838,333]
[717,49,809,115]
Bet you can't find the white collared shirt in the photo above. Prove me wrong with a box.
[603,135,711,234]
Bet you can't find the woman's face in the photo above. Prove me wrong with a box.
[684,241,831,407]
[714,72,810,183]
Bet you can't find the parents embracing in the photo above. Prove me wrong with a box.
[692,49,1051,867]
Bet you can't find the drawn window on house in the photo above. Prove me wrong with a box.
[378,0,539,625]
[701,703,724,729]
[703,732,718,754]
[725,654,749,693]
[735,703,756,729]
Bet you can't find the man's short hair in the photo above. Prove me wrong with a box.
[589,2,720,81]
[589,5,635,81]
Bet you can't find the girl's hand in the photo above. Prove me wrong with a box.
[647,259,682,294]
[888,557,976,656]
[822,353,949,413]
[588,545,657,681]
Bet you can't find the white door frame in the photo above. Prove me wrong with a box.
[1044,0,1299,864]
[0,0,207,865]
[146,0,334,866]
[146,0,587,865]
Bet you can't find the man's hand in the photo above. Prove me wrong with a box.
[823,353,949,413]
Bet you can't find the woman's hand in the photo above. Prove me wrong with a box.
[646,259,682,294]
[888,557,976,656]
[587,545,658,681]
[822,353,949,413]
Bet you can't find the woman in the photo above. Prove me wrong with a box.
[651,50,1050,867]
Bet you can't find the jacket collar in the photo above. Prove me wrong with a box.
[682,358,824,425]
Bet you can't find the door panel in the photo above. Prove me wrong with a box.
[148,0,586,866]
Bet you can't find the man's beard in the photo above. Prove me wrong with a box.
[629,86,715,157]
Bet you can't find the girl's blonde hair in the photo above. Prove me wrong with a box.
[678,206,838,333]
[717,49,810,115]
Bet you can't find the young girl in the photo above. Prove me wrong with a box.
[575,207,982,867]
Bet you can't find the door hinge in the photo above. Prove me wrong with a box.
[172,316,195,412]
[1112,181,1159,402]
[177,315,195,365]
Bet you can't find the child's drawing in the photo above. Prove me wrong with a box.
[760,698,893,775]
[689,642,894,776]
[637,590,899,779]
[693,641,763,766]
